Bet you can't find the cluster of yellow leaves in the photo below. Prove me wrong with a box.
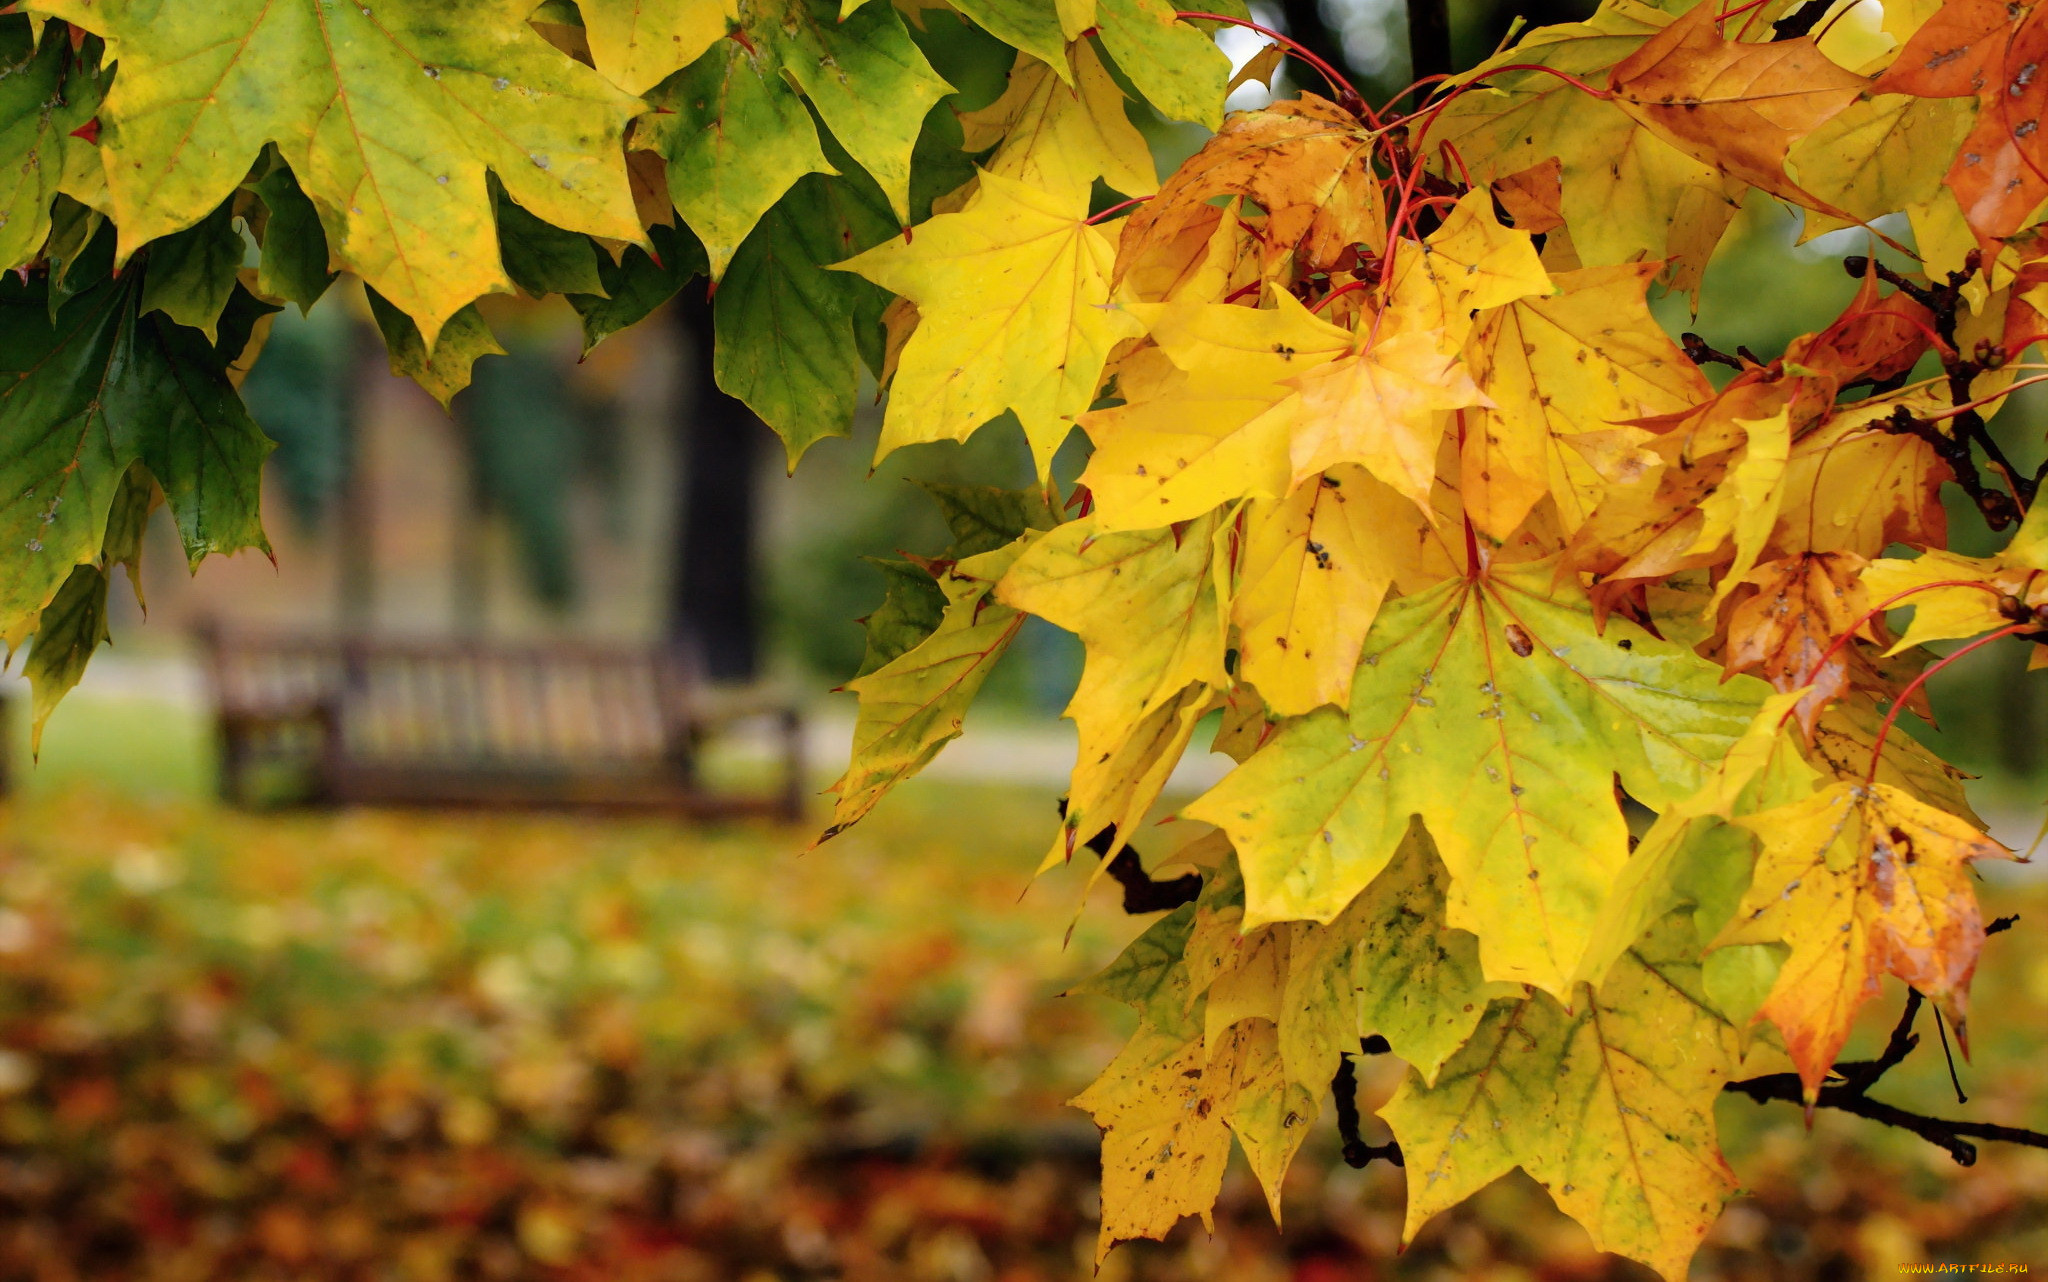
[820,0,2046,1276]
[2,0,2038,1276]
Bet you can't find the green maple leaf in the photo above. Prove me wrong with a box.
[22,560,109,753]
[1379,914,1739,1282]
[0,16,108,273]
[755,0,953,224]
[365,291,506,410]
[640,38,836,282]
[0,264,272,644]
[950,0,1072,76]
[567,222,708,354]
[249,156,337,312]
[138,198,244,342]
[714,163,897,466]
[1186,558,1766,998]
[494,180,605,298]
[1096,0,1233,129]
[39,0,647,347]
[817,536,1036,847]
[1279,823,1520,1092]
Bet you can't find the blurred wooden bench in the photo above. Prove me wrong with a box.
[198,628,803,820]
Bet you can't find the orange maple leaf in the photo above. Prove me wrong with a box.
[1721,782,2010,1099]
[1875,0,2048,251]
[1723,551,1872,733]
[1608,1,1868,219]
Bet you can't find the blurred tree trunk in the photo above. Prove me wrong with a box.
[667,293,764,683]
[1270,0,1367,88]
[1408,0,1453,86]
[337,320,383,631]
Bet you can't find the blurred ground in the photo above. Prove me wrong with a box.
[0,692,2045,1281]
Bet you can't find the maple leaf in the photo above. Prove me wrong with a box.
[1861,544,2048,651]
[1773,384,1952,558]
[1231,465,1416,716]
[1115,198,1256,305]
[1279,823,1519,1092]
[997,511,1230,861]
[1386,188,1553,332]
[1079,293,1351,530]
[1217,1018,1318,1224]
[1094,0,1233,128]
[1786,92,1976,237]
[39,0,649,349]
[0,17,108,273]
[1462,261,1710,539]
[578,0,732,96]
[1379,915,1740,1282]
[1069,1023,1235,1259]
[750,0,953,224]
[1571,690,1818,1003]
[0,267,271,644]
[1606,0,1869,217]
[366,293,505,409]
[1875,0,2048,250]
[957,43,1158,206]
[1723,551,1873,732]
[1277,328,1487,509]
[840,171,1140,474]
[1116,96,1383,282]
[818,538,1035,847]
[1718,781,2011,1097]
[948,0,1073,73]
[638,39,836,282]
[1572,365,1855,608]
[716,160,898,466]
[23,561,110,754]
[1185,558,1768,997]
[1079,859,1317,1227]
[1430,0,1741,273]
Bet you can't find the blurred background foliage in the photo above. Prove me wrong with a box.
[2,1,2047,1277]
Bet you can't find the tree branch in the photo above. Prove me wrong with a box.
[1768,0,1834,40]
[1059,800,1203,914]
[1334,1038,1403,1169]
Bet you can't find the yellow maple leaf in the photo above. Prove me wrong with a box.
[1080,292,1351,530]
[1279,328,1487,509]
[1689,408,1793,610]
[1232,465,1406,717]
[579,0,733,96]
[1461,262,1710,539]
[958,42,1158,206]
[1382,187,1553,351]
[1070,1024,1235,1260]
[1115,198,1256,305]
[998,512,1230,863]
[839,171,1141,474]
